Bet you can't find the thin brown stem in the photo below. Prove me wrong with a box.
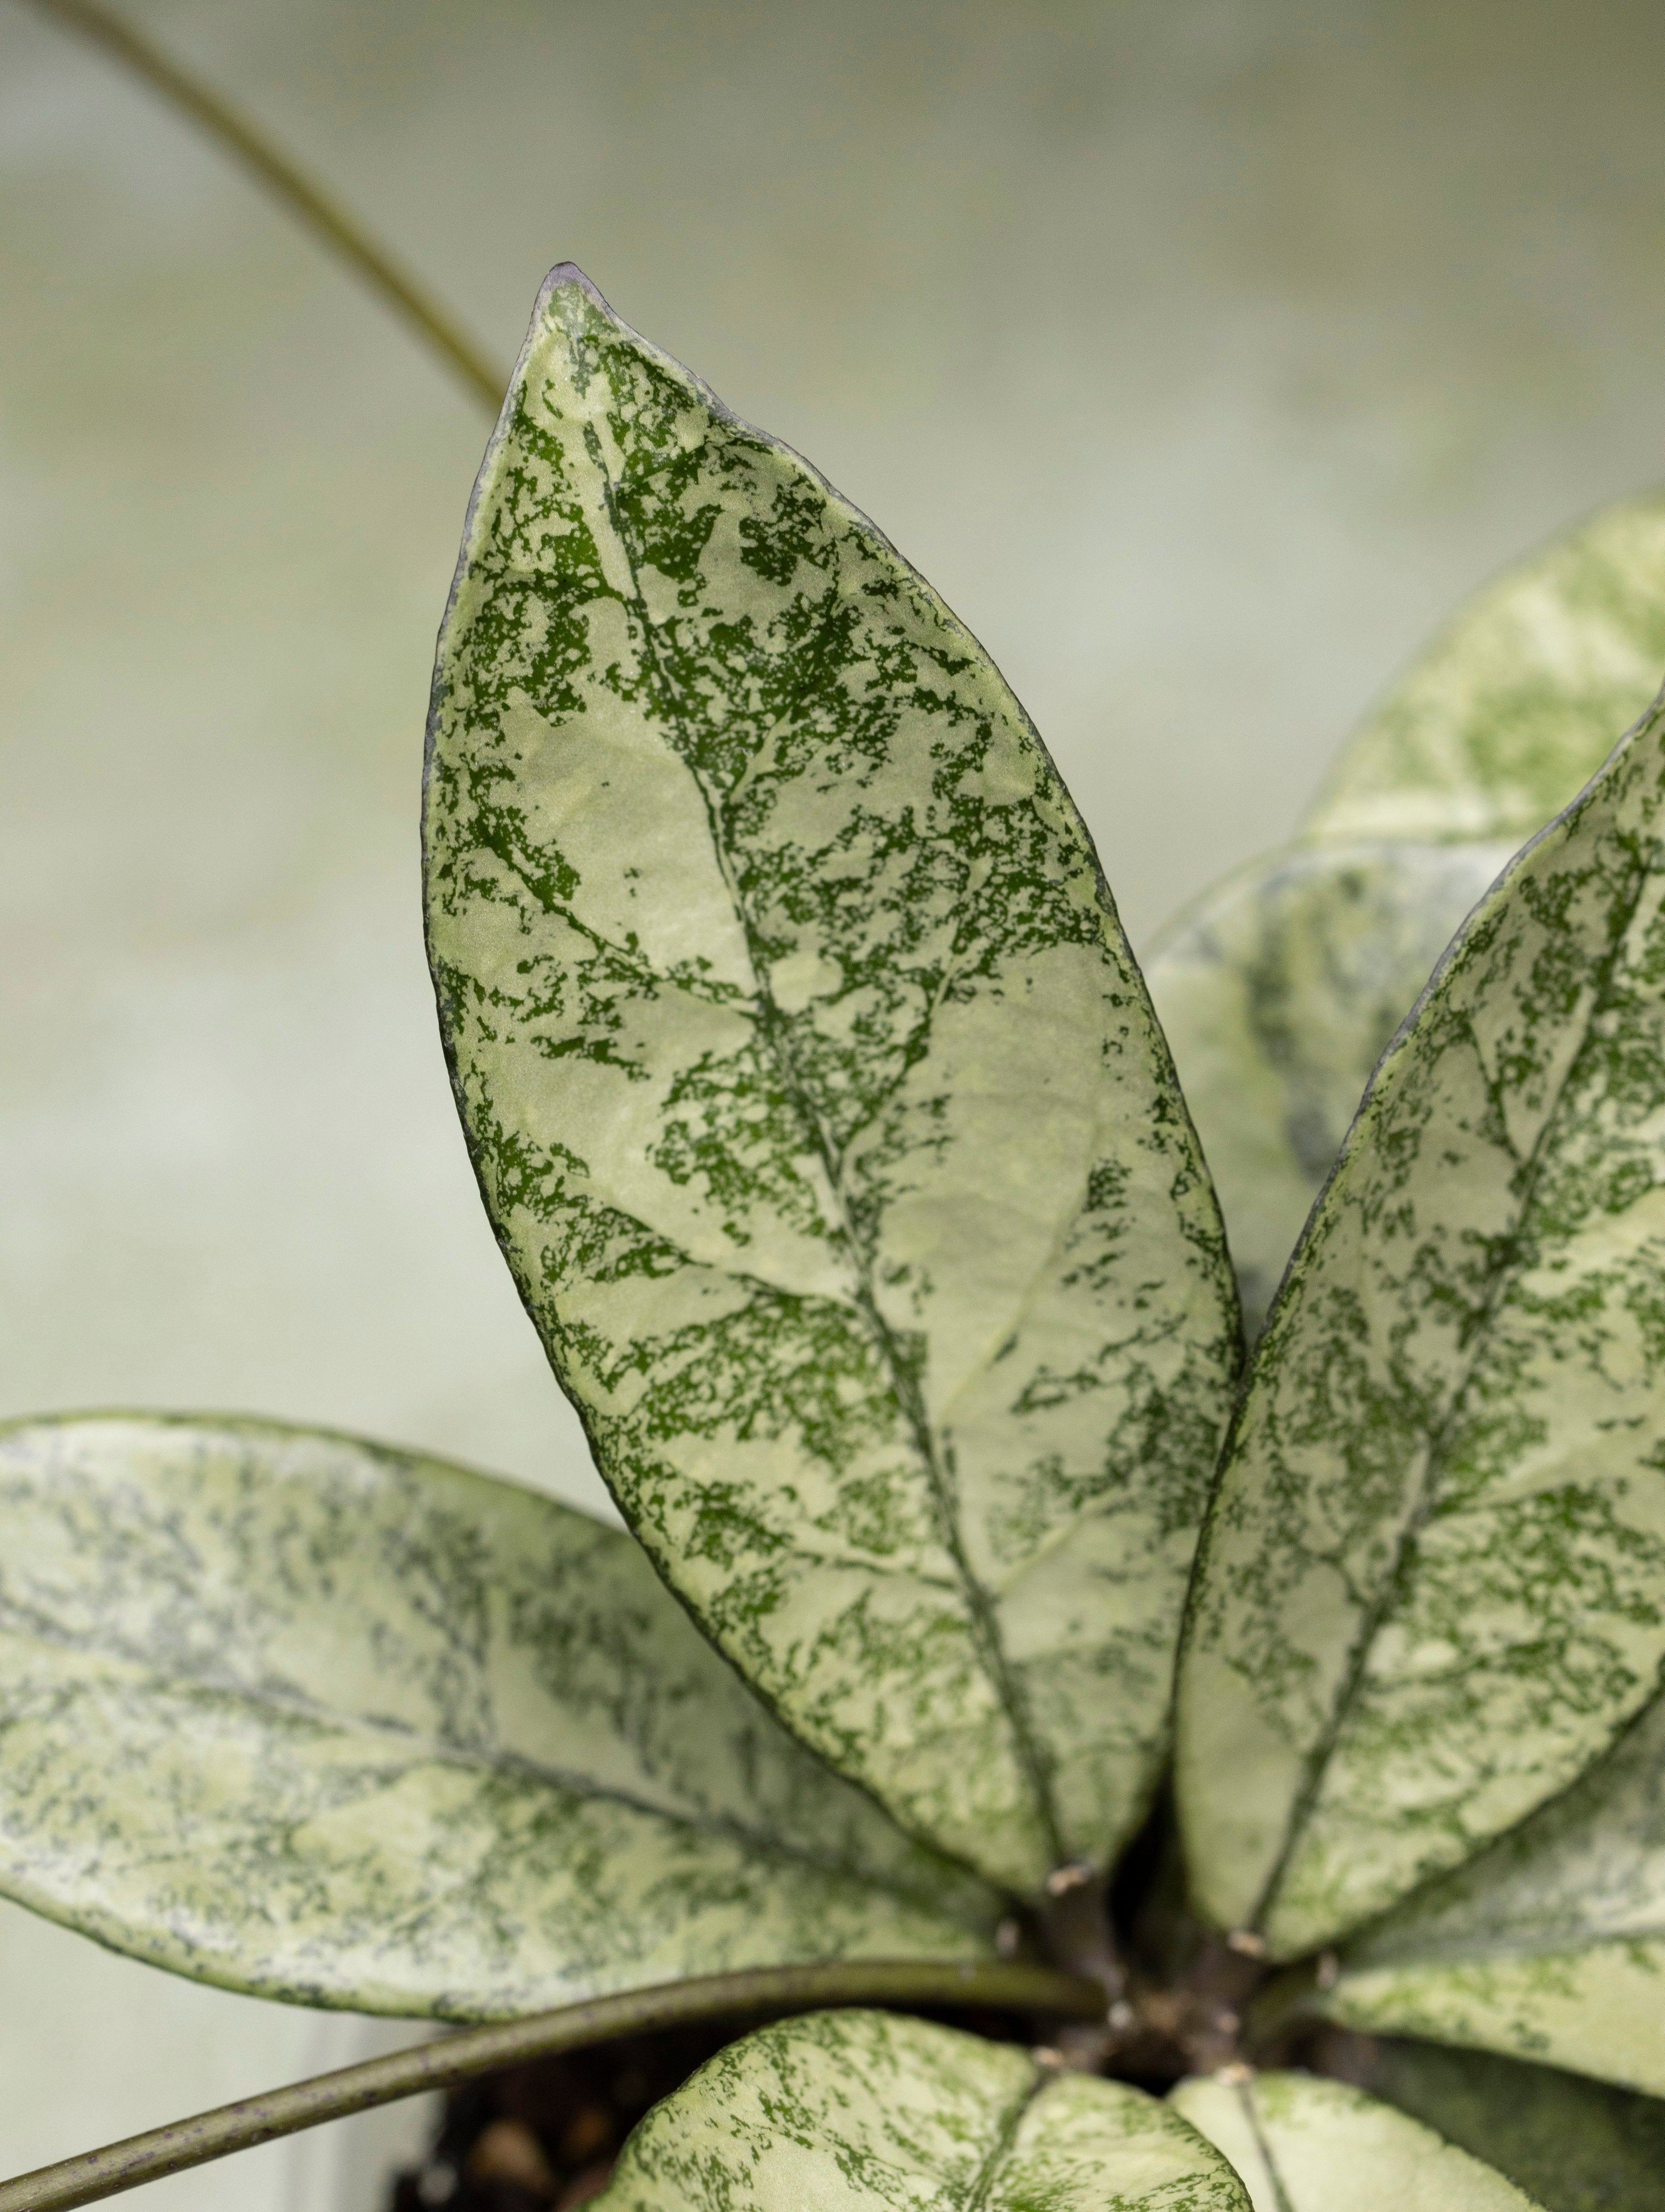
[17,0,508,415]
[0,1960,1105,2212]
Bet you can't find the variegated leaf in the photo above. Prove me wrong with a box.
[1306,487,1665,846]
[1171,2070,1538,2212]
[1177,696,1665,1955]
[1312,1686,1665,2098]
[592,2009,1250,2212]
[424,265,1240,1894]
[0,1414,997,2018]
[1365,2036,1665,2209]
[1146,839,1510,1335]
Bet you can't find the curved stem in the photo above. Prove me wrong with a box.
[17,0,508,415]
[0,1959,1104,2212]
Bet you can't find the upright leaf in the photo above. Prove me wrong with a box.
[592,2009,1250,2212]
[425,265,1240,1893]
[1312,1688,1665,2098]
[1146,839,1510,1333]
[1366,2037,1665,2210]
[1171,2071,1538,2211]
[0,1414,996,2017]
[1305,488,1665,846]
[1177,697,1665,1954]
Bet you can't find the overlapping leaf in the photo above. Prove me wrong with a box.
[1171,2070,1537,2211]
[1312,1687,1665,2098]
[1306,487,1665,846]
[1177,697,1665,1954]
[424,265,1240,1894]
[1366,2037,1665,2209]
[592,2009,1249,2211]
[0,1414,997,2017]
[1146,839,1510,1333]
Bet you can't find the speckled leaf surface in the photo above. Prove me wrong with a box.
[424,265,1240,1894]
[592,2009,1249,2212]
[1146,839,1510,1335]
[1366,2037,1665,2209]
[0,1414,997,2018]
[1300,488,1662,840]
[1306,488,1665,846]
[1313,1687,1665,2097]
[1171,2071,1538,2212]
[1177,698,1665,1954]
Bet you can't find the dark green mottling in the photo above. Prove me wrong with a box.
[593,2009,1249,2211]
[424,265,1239,1893]
[1178,696,1665,1954]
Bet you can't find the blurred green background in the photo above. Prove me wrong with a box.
[3,0,1665,2203]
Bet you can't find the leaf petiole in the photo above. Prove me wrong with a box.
[0,1962,1105,2212]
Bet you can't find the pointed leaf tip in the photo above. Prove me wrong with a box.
[425,267,1240,1893]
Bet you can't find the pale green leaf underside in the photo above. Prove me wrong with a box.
[1178,697,1665,1954]
[424,265,1239,1893]
[1306,486,1665,846]
[1367,2035,1665,2208]
[0,1414,995,2018]
[1315,1687,1665,2097]
[1146,839,1512,1336]
[1171,2070,1538,2211]
[593,2009,1249,2212]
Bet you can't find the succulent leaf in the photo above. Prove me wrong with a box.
[1171,2070,1540,2211]
[0,1414,996,2017]
[1314,1686,1665,2098]
[1306,488,1665,847]
[1364,2036,1665,2209]
[1146,838,1511,1334]
[1177,695,1665,1953]
[423,265,1240,1894]
[591,2009,1249,2211]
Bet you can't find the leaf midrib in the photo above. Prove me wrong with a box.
[1237,2082,1297,2212]
[1251,835,1657,1934]
[961,2064,1046,2212]
[582,382,1066,1869]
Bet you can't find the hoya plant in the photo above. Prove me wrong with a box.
[7,261,1665,2212]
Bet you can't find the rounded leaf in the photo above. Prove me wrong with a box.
[594,2010,1249,2211]
[1172,2069,1540,2211]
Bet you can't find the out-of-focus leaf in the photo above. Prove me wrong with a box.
[1171,2069,1539,2211]
[593,2009,1249,2211]
[1365,2036,1665,2211]
[1314,1690,1665,2098]
[1177,699,1665,1954]
[1306,489,1665,847]
[1145,839,1510,1334]
[0,1414,997,2018]
[424,265,1240,1894]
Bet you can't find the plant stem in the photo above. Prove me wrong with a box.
[17,0,508,415]
[0,1959,1104,2212]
